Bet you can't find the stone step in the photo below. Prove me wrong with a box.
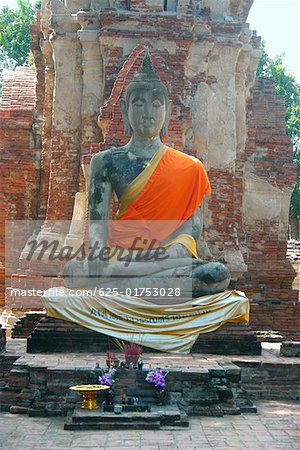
[72,410,162,423]
[172,411,189,428]
[66,404,186,430]
[103,404,150,412]
[64,419,161,430]
[10,405,29,414]
[72,405,181,423]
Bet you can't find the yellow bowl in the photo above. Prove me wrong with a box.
[69,384,110,410]
[69,384,110,392]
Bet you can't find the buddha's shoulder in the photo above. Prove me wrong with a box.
[168,147,201,164]
[91,146,128,165]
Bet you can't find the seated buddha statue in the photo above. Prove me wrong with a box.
[64,52,231,299]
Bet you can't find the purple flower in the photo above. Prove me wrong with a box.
[98,367,117,386]
[145,369,168,390]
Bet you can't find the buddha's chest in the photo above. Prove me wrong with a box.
[108,154,150,198]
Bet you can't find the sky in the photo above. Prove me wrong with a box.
[248,0,300,82]
[0,0,299,82]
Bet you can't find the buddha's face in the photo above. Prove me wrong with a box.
[126,88,167,138]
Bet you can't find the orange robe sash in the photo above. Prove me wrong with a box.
[108,145,211,254]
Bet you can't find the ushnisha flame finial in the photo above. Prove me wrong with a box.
[132,48,161,83]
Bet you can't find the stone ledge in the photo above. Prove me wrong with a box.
[280,341,300,357]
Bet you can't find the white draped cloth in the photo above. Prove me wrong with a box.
[42,289,249,353]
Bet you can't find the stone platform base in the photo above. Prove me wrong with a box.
[1,339,300,419]
[1,348,250,417]
[65,404,188,430]
[27,317,261,355]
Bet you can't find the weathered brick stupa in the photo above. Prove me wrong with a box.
[0,0,299,343]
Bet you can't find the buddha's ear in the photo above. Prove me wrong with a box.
[120,99,132,136]
[162,99,172,137]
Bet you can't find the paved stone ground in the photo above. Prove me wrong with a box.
[0,401,299,450]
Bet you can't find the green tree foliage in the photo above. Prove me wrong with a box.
[0,0,36,64]
[257,41,300,217]
[0,0,36,94]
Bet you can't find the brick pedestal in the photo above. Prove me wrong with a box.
[2,356,247,417]
[11,312,45,339]
[191,324,261,355]
[27,317,261,355]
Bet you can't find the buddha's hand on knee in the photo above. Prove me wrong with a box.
[165,243,190,259]
[87,251,109,278]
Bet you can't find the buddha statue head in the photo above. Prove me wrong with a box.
[120,51,172,138]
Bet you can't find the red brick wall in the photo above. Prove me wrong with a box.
[0,67,41,307]
[239,78,300,338]
[238,360,300,400]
